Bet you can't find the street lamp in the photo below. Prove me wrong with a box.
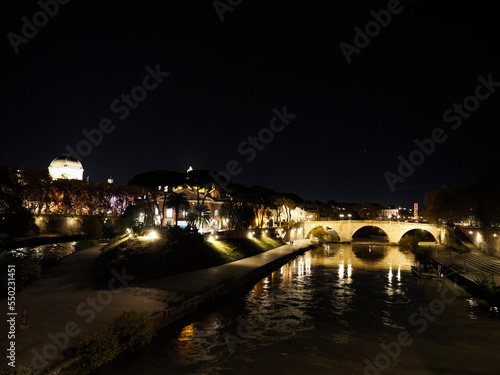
[340,214,344,221]
[348,214,352,221]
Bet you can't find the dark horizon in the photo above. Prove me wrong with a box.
[2,0,499,208]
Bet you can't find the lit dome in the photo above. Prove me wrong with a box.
[48,154,84,180]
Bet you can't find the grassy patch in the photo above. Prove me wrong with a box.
[95,236,284,286]
[67,310,155,374]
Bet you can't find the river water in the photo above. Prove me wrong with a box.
[95,244,500,375]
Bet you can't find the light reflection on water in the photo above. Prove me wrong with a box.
[3,241,76,263]
[94,244,500,375]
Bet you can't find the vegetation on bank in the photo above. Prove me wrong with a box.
[399,234,433,261]
[472,275,500,309]
[0,365,39,375]
[61,310,155,374]
[308,226,340,243]
[96,232,284,287]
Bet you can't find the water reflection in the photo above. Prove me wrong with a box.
[2,241,77,265]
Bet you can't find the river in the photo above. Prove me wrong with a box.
[95,243,500,375]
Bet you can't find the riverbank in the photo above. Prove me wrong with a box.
[95,236,286,287]
[0,239,313,374]
[139,239,315,332]
[423,243,500,309]
[426,243,500,285]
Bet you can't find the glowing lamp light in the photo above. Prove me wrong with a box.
[147,230,158,239]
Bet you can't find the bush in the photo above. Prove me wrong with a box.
[0,364,39,374]
[0,210,39,239]
[399,235,419,252]
[102,218,117,239]
[74,332,120,373]
[44,216,81,236]
[81,216,103,240]
[309,226,337,242]
[473,275,500,307]
[400,235,432,261]
[116,205,142,233]
[110,311,155,351]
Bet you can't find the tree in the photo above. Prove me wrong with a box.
[470,162,500,228]
[186,169,218,206]
[423,186,470,224]
[22,168,52,214]
[165,192,189,226]
[82,216,103,240]
[0,165,24,213]
[129,170,186,225]
[187,204,211,230]
[219,201,254,230]
[116,204,142,233]
[0,166,39,239]
[359,202,383,220]
[275,194,300,224]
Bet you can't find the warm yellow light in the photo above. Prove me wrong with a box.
[147,230,158,239]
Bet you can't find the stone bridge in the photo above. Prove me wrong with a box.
[293,220,443,244]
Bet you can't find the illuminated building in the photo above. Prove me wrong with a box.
[48,154,84,180]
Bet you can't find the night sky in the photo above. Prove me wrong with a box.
[1,0,499,208]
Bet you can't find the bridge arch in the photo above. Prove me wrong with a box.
[306,225,341,242]
[300,220,440,244]
[352,225,390,243]
[399,228,437,243]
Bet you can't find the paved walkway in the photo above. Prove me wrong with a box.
[427,243,500,285]
[0,239,312,372]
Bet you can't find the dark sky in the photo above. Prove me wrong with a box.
[1,0,499,208]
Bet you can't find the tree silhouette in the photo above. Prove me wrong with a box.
[165,192,189,226]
